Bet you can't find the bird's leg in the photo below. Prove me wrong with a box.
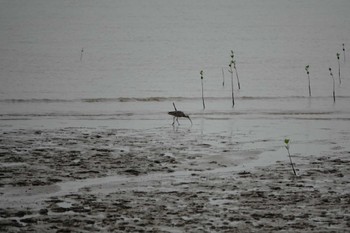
[176,117,180,125]
[172,117,175,125]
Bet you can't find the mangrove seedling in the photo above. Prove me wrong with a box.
[233,60,240,89]
[200,70,205,109]
[284,139,297,176]
[343,43,346,63]
[305,65,311,97]
[329,68,336,103]
[228,60,235,107]
[229,50,241,90]
[337,53,341,84]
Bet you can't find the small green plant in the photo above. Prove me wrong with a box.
[329,67,336,103]
[342,43,346,63]
[305,65,311,97]
[284,139,297,176]
[337,53,341,84]
[200,70,205,109]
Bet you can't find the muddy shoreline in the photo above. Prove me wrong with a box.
[1,128,349,232]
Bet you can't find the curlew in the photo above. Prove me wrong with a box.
[168,102,192,125]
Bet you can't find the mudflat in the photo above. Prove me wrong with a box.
[1,128,349,232]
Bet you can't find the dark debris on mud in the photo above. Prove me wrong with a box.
[1,128,350,232]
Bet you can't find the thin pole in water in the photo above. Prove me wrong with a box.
[229,50,235,107]
[305,65,311,97]
[229,63,235,107]
[337,53,341,85]
[230,50,240,90]
[80,48,84,62]
[234,61,240,90]
[329,68,336,103]
[200,70,205,110]
[222,67,225,87]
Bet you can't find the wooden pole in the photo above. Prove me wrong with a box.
[222,67,225,87]
[338,60,341,85]
[234,61,240,90]
[329,68,336,103]
[229,64,235,107]
[80,48,84,62]
[200,70,205,110]
[305,65,311,97]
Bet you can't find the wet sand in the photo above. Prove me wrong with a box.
[0,127,349,232]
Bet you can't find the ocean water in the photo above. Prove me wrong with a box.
[1,0,350,173]
[1,0,350,130]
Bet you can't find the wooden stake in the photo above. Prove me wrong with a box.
[80,48,84,62]
[229,51,235,107]
[329,68,336,103]
[233,61,240,90]
[305,65,311,97]
[337,53,341,85]
[222,67,225,87]
[200,70,205,110]
[229,63,235,107]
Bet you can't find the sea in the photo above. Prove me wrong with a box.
[1,0,350,159]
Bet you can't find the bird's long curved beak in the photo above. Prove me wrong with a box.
[187,116,193,125]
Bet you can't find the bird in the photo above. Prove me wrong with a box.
[168,102,192,125]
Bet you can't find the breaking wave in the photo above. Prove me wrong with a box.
[1,95,349,103]
[0,97,190,103]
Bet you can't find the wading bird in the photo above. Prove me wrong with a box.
[168,103,192,125]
